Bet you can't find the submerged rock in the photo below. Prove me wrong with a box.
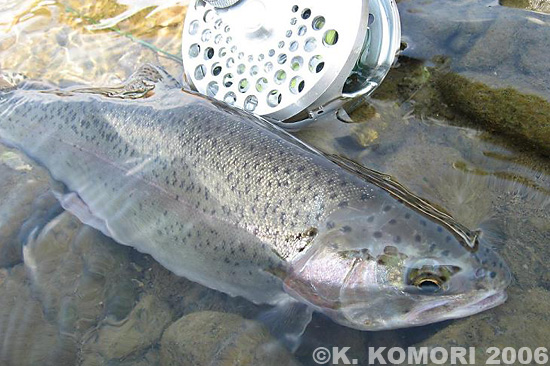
[23,211,140,335]
[366,56,550,157]
[0,146,53,267]
[398,0,550,99]
[81,294,172,361]
[436,72,550,156]
[415,286,550,365]
[0,265,77,366]
[499,0,550,15]
[160,311,300,366]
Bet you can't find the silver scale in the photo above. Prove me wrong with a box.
[181,0,401,129]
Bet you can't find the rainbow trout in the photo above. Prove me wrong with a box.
[0,65,510,330]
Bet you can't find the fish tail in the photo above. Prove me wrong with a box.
[0,70,26,91]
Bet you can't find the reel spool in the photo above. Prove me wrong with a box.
[182,0,400,129]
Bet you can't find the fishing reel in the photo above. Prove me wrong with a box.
[182,0,400,129]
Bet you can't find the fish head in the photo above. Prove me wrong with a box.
[284,202,511,330]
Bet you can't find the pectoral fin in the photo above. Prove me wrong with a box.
[51,186,114,240]
[257,299,313,352]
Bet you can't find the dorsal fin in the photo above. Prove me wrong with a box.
[325,155,481,252]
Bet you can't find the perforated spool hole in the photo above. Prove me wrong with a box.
[203,9,215,23]
[214,18,223,29]
[301,8,311,19]
[224,92,236,105]
[223,73,234,87]
[207,81,219,97]
[231,46,237,53]
[244,95,258,111]
[189,20,199,35]
[258,54,264,61]
[201,29,212,42]
[189,44,200,58]
[264,62,273,72]
[195,65,207,80]
[368,13,375,25]
[309,55,325,73]
[289,76,305,94]
[219,47,227,57]
[290,17,297,25]
[226,36,232,44]
[278,54,287,64]
[291,56,303,71]
[256,77,268,92]
[195,0,206,9]
[273,70,286,85]
[237,64,246,74]
[289,41,298,52]
[214,34,222,44]
[224,25,230,32]
[298,25,307,36]
[292,5,299,12]
[212,63,222,76]
[304,38,317,52]
[323,30,339,46]
[268,49,275,57]
[312,16,325,30]
[226,57,235,67]
[267,90,282,107]
[204,47,214,60]
[274,70,287,84]
[250,65,259,76]
[278,41,285,49]
[238,79,250,93]
[238,52,244,59]
[286,30,292,38]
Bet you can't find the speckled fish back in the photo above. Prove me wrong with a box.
[0,66,393,304]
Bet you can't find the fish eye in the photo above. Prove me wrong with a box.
[405,263,461,294]
[414,276,442,293]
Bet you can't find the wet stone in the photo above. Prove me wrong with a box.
[436,72,550,156]
[23,211,139,335]
[414,287,550,366]
[0,265,77,366]
[0,146,53,267]
[160,311,300,366]
[81,294,173,361]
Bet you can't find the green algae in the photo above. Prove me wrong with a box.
[361,56,550,158]
[436,72,550,157]
[499,0,550,13]
[453,160,550,195]
[499,0,530,9]
[370,57,431,102]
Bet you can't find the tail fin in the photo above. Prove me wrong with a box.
[0,70,59,93]
[0,71,26,91]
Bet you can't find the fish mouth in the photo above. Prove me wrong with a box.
[463,290,507,313]
[405,290,508,326]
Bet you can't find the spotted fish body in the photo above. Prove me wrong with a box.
[0,66,510,330]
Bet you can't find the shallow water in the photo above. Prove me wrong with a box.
[0,0,549,365]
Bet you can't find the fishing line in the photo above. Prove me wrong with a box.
[61,2,183,64]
